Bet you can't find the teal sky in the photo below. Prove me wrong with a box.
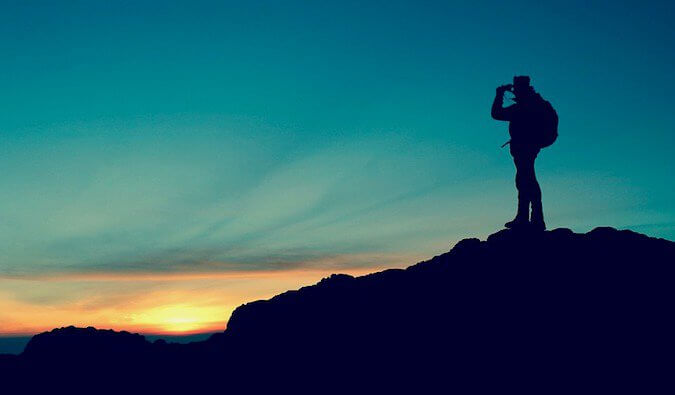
[1,0,674,277]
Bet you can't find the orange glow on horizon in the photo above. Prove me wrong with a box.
[127,304,231,333]
[0,256,420,336]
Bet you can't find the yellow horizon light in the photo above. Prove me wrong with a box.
[126,304,229,334]
[0,255,420,337]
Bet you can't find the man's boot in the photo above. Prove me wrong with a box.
[505,198,529,229]
[530,200,546,231]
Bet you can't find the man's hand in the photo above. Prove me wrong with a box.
[492,84,515,121]
[496,84,513,94]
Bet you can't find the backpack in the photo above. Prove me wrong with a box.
[535,99,558,148]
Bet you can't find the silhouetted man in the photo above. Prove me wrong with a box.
[492,76,557,231]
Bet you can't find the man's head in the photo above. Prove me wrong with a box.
[512,75,533,98]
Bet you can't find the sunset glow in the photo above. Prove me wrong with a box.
[0,263,408,336]
[127,304,227,333]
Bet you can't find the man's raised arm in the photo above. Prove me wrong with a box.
[491,85,516,121]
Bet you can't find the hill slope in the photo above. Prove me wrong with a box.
[4,227,674,392]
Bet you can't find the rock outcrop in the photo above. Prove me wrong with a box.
[4,227,673,392]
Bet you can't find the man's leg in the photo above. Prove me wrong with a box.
[505,155,531,228]
[524,152,545,230]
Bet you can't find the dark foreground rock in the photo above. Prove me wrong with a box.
[3,227,674,393]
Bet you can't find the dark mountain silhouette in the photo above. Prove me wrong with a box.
[2,227,673,392]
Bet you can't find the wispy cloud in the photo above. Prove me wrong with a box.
[1,126,493,276]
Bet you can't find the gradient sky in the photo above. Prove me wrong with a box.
[1,1,674,337]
